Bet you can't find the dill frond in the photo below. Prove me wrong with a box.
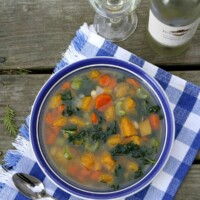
[3,105,18,136]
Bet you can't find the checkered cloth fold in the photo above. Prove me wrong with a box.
[0,23,200,200]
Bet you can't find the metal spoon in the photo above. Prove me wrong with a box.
[12,173,56,200]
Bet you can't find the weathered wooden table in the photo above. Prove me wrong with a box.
[0,0,199,199]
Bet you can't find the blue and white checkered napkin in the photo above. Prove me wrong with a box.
[1,23,200,200]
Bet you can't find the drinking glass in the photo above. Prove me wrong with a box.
[88,0,141,42]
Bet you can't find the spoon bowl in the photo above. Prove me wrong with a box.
[12,173,56,200]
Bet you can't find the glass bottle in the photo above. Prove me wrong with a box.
[147,0,200,56]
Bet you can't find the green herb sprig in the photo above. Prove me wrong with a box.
[3,105,18,136]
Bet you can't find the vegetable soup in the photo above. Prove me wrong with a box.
[40,67,164,191]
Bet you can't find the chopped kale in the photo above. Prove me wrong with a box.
[63,124,77,134]
[63,125,77,142]
[108,120,119,135]
[67,129,87,144]
[114,164,122,177]
[91,124,104,141]
[63,119,119,150]
[111,142,156,165]
[65,105,74,116]
[134,167,143,179]
[116,76,126,83]
[61,90,73,101]
[63,105,82,117]
[146,104,161,113]
[143,157,156,165]
[85,141,100,152]
[78,78,97,96]
[75,130,87,141]
[91,120,119,142]
[111,142,139,156]
[137,99,163,120]
[110,184,120,190]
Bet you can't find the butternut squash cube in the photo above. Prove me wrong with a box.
[94,157,102,171]
[81,152,95,170]
[139,119,152,136]
[101,152,116,171]
[120,117,137,137]
[69,116,85,127]
[89,70,101,79]
[122,135,142,146]
[104,105,115,122]
[123,97,136,112]
[115,83,129,98]
[107,134,122,147]
[81,96,93,112]
[127,161,139,172]
[49,95,62,109]
[53,116,67,127]
[99,173,114,184]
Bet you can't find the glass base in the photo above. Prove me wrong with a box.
[93,12,138,42]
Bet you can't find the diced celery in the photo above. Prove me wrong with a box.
[136,88,148,99]
[151,138,160,151]
[71,79,82,90]
[85,141,99,152]
[64,147,72,160]
[115,101,126,116]
[62,125,77,138]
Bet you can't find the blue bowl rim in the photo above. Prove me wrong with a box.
[30,57,175,200]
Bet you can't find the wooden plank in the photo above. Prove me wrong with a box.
[0,0,93,70]
[0,0,200,70]
[0,74,49,161]
[175,165,200,200]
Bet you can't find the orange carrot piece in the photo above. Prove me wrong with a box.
[90,171,101,181]
[67,164,78,176]
[57,104,65,114]
[46,133,57,145]
[90,112,98,124]
[80,167,91,177]
[45,112,55,124]
[126,78,140,89]
[46,126,59,145]
[99,74,112,87]
[148,113,160,130]
[108,78,117,89]
[61,81,70,90]
[95,93,113,111]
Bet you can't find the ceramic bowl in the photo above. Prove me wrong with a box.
[30,57,175,199]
